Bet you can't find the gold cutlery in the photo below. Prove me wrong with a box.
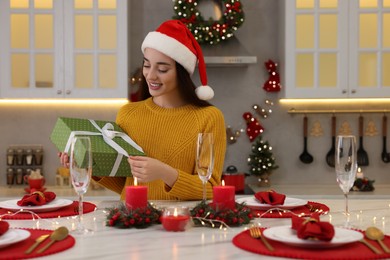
[365,227,390,253]
[25,234,50,254]
[249,226,274,251]
[36,226,69,254]
[359,238,382,254]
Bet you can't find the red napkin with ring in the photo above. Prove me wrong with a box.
[17,191,56,206]
[291,213,335,241]
[254,190,286,205]
[0,220,9,236]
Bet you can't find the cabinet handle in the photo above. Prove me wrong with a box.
[57,90,62,95]
[66,90,71,95]
[342,89,347,94]
[351,89,356,94]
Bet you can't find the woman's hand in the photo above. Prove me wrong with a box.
[128,156,178,187]
[58,152,70,168]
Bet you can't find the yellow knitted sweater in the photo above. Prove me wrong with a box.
[96,98,226,201]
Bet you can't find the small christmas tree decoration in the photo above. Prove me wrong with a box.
[263,59,281,92]
[247,135,278,185]
[243,112,264,142]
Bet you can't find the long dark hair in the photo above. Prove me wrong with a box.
[139,61,211,107]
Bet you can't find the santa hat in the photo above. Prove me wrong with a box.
[141,20,214,100]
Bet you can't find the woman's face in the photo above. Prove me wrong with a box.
[143,48,180,105]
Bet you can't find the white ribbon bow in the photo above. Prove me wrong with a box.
[64,119,143,177]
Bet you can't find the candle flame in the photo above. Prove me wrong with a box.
[174,208,178,217]
[222,180,225,186]
[358,167,361,173]
[134,177,138,186]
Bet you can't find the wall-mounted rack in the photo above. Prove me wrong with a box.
[288,108,390,114]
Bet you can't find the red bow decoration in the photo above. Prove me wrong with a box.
[263,59,281,92]
[254,190,286,205]
[0,221,9,236]
[243,112,264,142]
[291,213,335,241]
[17,191,56,206]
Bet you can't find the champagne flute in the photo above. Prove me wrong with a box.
[335,135,357,226]
[196,133,215,202]
[70,136,93,235]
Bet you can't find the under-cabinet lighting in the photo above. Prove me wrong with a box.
[0,99,129,106]
[279,98,390,104]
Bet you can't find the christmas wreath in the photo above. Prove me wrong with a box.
[106,203,162,229]
[172,0,245,45]
[190,200,253,228]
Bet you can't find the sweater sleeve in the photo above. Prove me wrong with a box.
[166,107,226,200]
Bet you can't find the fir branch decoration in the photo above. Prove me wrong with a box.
[190,200,253,228]
[247,135,278,177]
[172,0,245,45]
[106,203,162,229]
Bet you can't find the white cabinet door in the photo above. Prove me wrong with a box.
[0,0,127,98]
[282,0,390,99]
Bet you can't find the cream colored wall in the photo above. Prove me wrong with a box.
[2,0,390,190]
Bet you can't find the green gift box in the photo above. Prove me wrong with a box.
[50,117,144,177]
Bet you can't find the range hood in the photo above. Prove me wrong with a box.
[201,37,257,66]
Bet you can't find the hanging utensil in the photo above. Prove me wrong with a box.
[381,115,390,163]
[299,116,314,164]
[357,115,369,166]
[325,116,336,167]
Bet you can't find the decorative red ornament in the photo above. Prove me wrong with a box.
[263,59,281,92]
[242,112,264,142]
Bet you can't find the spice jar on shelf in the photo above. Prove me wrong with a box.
[25,149,33,165]
[6,168,14,185]
[16,149,24,165]
[6,149,15,166]
[34,148,43,165]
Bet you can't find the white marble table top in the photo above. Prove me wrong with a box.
[2,196,390,260]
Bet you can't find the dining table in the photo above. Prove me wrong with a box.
[1,189,390,259]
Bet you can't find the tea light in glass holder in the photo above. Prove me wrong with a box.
[161,206,191,232]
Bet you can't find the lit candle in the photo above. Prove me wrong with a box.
[161,207,190,232]
[357,167,364,179]
[212,180,236,211]
[125,178,148,210]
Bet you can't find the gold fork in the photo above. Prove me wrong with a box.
[249,227,275,251]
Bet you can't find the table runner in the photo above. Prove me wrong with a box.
[251,201,329,218]
[233,228,390,259]
[0,228,75,260]
[0,201,96,220]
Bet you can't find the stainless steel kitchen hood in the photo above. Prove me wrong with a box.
[201,37,257,66]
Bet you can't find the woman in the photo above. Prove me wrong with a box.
[61,20,226,200]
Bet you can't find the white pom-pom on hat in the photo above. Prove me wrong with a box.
[141,20,214,101]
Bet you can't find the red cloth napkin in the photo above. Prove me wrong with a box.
[254,190,286,205]
[291,213,335,241]
[0,220,9,236]
[17,191,56,206]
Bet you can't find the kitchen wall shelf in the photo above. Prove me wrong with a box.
[287,108,390,114]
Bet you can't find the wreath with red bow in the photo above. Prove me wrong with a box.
[173,0,245,45]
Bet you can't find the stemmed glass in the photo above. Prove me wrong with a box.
[70,136,93,235]
[335,135,357,226]
[196,133,215,202]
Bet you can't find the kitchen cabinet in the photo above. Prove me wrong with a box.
[0,0,127,98]
[280,0,390,98]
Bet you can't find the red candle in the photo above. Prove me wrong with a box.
[212,180,236,210]
[125,178,147,210]
[161,207,190,232]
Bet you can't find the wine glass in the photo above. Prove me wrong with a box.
[70,136,93,235]
[196,133,215,202]
[335,135,357,226]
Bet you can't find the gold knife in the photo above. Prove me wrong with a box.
[25,234,50,254]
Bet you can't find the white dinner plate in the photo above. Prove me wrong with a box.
[263,225,364,249]
[236,196,308,210]
[0,229,30,249]
[0,198,73,213]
